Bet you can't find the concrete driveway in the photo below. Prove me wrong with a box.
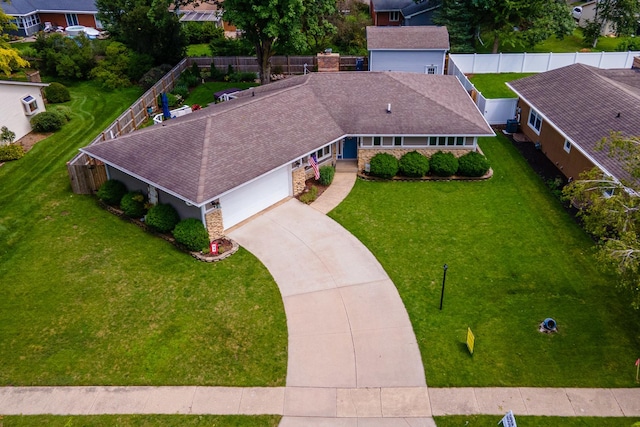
[228,199,426,389]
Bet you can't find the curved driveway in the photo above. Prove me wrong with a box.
[229,198,426,390]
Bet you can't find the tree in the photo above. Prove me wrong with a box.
[435,0,575,53]
[218,0,305,84]
[563,133,640,308]
[96,0,186,65]
[329,0,371,55]
[33,33,95,79]
[0,6,29,76]
[584,0,640,48]
[299,0,337,53]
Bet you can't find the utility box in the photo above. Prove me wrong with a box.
[506,119,519,133]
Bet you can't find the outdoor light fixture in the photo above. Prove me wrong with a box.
[439,264,448,310]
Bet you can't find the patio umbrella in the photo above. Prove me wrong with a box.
[161,93,171,120]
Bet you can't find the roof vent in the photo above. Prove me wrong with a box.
[386,103,391,114]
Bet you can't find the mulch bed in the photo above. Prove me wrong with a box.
[295,179,330,202]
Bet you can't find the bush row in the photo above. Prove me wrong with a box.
[97,180,209,252]
[30,106,72,133]
[369,150,490,179]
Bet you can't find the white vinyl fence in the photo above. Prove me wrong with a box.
[449,51,640,125]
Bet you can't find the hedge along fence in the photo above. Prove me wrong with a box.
[67,58,190,194]
[189,55,369,74]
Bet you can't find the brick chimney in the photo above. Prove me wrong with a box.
[26,70,41,83]
[317,52,340,72]
[632,56,640,70]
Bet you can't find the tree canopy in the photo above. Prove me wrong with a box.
[96,0,186,65]
[563,133,640,308]
[435,0,575,53]
[583,0,640,48]
[0,7,28,76]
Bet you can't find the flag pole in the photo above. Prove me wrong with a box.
[636,358,639,382]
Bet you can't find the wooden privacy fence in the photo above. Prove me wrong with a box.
[67,58,190,194]
[189,55,368,74]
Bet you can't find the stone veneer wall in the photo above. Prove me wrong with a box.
[205,208,224,240]
[292,167,306,195]
[358,148,474,172]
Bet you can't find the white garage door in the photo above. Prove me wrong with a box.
[220,166,290,229]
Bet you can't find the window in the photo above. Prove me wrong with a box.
[22,95,38,115]
[66,14,79,26]
[390,11,400,21]
[425,65,437,75]
[528,109,543,134]
[564,140,571,153]
[456,137,464,146]
[394,136,402,146]
[373,136,381,146]
[428,137,437,146]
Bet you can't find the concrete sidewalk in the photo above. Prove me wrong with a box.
[2,386,639,419]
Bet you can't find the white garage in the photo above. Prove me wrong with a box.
[219,165,291,229]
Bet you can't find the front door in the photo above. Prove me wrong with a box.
[343,137,357,159]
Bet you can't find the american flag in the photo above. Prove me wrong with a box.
[309,154,320,180]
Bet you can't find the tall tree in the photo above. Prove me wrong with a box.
[218,0,305,84]
[435,0,575,53]
[583,0,640,48]
[300,0,337,54]
[96,0,186,65]
[563,133,640,308]
[0,5,29,76]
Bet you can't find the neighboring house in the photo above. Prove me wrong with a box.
[0,0,101,37]
[367,26,449,74]
[80,72,493,239]
[173,1,237,35]
[507,63,640,186]
[573,2,615,36]
[370,0,441,26]
[0,80,48,143]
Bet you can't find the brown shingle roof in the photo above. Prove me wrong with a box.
[508,63,640,183]
[367,26,449,50]
[82,72,491,206]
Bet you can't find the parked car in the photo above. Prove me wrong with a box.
[572,6,582,20]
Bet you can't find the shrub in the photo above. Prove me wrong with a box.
[0,144,25,161]
[171,83,189,100]
[210,64,225,81]
[120,191,148,218]
[430,151,459,177]
[30,111,64,132]
[399,151,429,177]
[299,186,319,204]
[173,218,210,251]
[457,151,490,177]
[44,82,70,103]
[52,106,72,122]
[97,179,127,206]
[369,152,399,179]
[318,165,335,186]
[138,64,172,90]
[227,72,257,82]
[145,203,180,233]
[1,126,16,144]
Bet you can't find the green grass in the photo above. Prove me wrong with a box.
[435,416,640,426]
[477,28,630,53]
[187,44,211,57]
[184,81,257,107]
[0,80,287,387]
[330,134,640,388]
[0,415,280,426]
[469,73,535,98]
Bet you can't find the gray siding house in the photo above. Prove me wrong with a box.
[367,26,449,74]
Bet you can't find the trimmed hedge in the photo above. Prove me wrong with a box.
[173,218,210,251]
[30,111,65,132]
[430,151,459,177]
[318,165,335,186]
[399,151,429,177]
[44,82,71,103]
[120,191,147,218]
[96,179,127,206]
[369,152,399,179]
[145,203,180,233]
[0,144,25,161]
[458,151,491,177]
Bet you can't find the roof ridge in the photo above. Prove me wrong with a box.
[589,66,640,102]
[196,117,214,202]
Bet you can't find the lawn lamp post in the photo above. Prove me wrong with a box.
[439,264,448,310]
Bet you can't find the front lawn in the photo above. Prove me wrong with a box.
[2,415,280,426]
[0,80,287,387]
[469,73,535,98]
[330,135,640,387]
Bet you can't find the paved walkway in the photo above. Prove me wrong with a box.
[2,168,640,423]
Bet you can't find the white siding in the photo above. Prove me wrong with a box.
[220,165,291,230]
[369,50,446,74]
[0,83,47,143]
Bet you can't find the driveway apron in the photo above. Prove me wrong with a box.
[228,199,426,389]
